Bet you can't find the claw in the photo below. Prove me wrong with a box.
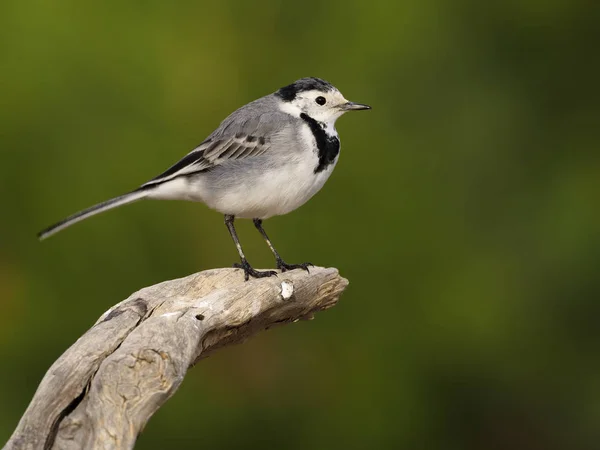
[277,261,313,273]
[233,261,278,281]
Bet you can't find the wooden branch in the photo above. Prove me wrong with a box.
[4,267,348,450]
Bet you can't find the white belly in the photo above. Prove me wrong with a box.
[149,154,338,219]
[205,155,338,219]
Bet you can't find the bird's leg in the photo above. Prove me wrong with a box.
[225,215,277,281]
[253,218,312,273]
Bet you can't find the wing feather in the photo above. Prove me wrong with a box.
[142,136,269,186]
[142,102,293,187]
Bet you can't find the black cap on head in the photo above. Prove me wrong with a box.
[276,77,335,102]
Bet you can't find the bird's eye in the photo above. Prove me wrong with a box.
[315,96,326,106]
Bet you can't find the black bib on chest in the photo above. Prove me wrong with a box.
[300,113,340,174]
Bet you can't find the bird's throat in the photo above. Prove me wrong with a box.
[300,113,340,174]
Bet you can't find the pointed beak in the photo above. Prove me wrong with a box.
[340,101,371,111]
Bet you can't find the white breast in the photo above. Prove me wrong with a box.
[212,123,338,219]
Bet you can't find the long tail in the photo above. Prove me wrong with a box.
[38,188,150,240]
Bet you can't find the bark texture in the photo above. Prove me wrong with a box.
[4,267,347,450]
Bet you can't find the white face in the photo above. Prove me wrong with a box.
[283,89,350,124]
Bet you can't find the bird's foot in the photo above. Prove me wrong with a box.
[276,260,313,273]
[233,261,278,281]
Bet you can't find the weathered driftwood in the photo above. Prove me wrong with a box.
[4,266,347,450]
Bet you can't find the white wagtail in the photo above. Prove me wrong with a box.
[38,77,371,280]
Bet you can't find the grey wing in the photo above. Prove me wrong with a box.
[142,135,269,186]
[142,104,292,188]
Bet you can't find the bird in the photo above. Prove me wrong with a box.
[38,77,371,280]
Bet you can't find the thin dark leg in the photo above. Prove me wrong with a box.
[225,215,277,281]
[253,219,312,273]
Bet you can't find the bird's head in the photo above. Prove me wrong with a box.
[276,77,370,124]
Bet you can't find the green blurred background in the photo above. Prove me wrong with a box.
[1,0,599,448]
